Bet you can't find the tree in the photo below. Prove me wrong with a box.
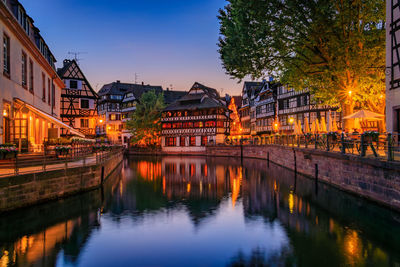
[126,91,165,146]
[218,0,385,129]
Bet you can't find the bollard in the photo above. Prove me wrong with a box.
[341,133,346,154]
[314,134,318,149]
[293,149,297,173]
[387,133,394,161]
[315,163,319,195]
[101,166,105,184]
[360,134,366,157]
[267,152,270,168]
[326,134,330,152]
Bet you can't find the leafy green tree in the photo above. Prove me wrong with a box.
[218,0,385,128]
[126,91,165,146]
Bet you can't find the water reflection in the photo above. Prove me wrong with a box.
[0,156,399,266]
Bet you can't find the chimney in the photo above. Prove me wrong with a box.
[116,80,120,83]
[141,82,144,85]
[63,59,70,67]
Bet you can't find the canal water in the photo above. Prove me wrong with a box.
[0,156,399,266]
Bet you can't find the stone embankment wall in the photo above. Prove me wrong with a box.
[0,151,123,212]
[207,145,400,211]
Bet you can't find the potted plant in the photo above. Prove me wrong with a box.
[55,146,72,156]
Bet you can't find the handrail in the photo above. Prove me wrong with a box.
[217,133,400,162]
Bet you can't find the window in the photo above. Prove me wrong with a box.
[80,119,89,128]
[70,80,78,89]
[205,121,215,127]
[21,52,27,87]
[29,59,34,93]
[3,34,10,76]
[81,99,89,109]
[109,114,121,121]
[42,73,46,102]
[48,78,51,105]
[162,123,171,129]
[201,136,207,146]
[180,136,186,146]
[217,121,224,128]
[52,83,55,107]
[166,137,176,147]
[189,136,196,146]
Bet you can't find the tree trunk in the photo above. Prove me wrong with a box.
[342,102,354,131]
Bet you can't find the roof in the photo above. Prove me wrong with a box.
[57,59,98,97]
[163,90,187,105]
[98,81,163,97]
[163,82,227,112]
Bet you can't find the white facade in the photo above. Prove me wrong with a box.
[0,1,64,150]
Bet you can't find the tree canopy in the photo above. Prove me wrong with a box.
[126,91,165,146]
[218,0,386,118]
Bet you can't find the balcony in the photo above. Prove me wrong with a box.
[161,115,226,122]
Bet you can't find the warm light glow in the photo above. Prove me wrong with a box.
[2,110,7,117]
[289,117,294,124]
[348,90,352,96]
[288,191,294,214]
[187,183,191,193]
[379,94,384,99]
[228,97,243,136]
[99,119,103,123]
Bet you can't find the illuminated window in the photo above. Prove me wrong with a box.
[166,137,176,146]
[189,136,196,146]
[80,119,89,128]
[180,136,186,146]
[205,121,215,127]
[163,123,171,129]
[201,136,207,146]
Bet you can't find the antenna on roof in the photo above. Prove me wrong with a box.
[134,73,139,84]
[169,84,173,91]
[67,51,87,64]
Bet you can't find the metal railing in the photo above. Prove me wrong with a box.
[0,146,124,177]
[221,133,400,162]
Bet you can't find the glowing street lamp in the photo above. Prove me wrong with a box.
[348,90,352,97]
[289,117,294,124]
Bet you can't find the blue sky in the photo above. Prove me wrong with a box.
[20,0,244,95]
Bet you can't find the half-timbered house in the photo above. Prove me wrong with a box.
[57,59,98,138]
[161,82,230,153]
[387,0,400,134]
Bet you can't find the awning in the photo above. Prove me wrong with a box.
[14,98,85,138]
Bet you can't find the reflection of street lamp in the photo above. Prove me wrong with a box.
[348,90,352,97]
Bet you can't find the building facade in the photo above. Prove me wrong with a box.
[0,0,80,152]
[239,82,263,136]
[119,83,164,147]
[161,82,230,153]
[239,80,341,136]
[98,81,163,143]
[57,59,98,138]
[387,0,400,134]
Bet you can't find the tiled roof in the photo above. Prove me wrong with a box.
[98,82,163,97]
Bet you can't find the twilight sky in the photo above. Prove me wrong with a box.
[20,0,245,95]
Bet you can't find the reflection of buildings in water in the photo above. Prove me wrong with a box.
[0,212,99,267]
[240,160,395,266]
[161,157,243,207]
